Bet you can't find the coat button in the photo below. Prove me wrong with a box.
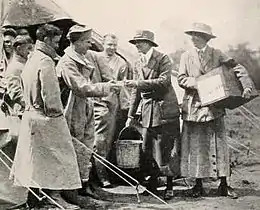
[213,162,216,165]
[213,169,217,172]
[212,155,216,158]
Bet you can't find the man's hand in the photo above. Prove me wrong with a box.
[124,80,138,88]
[108,80,121,94]
[242,87,252,99]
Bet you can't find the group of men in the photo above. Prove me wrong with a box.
[0,21,254,209]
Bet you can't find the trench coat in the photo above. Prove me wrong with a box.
[10,41,81,189]
[178,46,253,178]
[128,49,180,176]
[56,46,111,181]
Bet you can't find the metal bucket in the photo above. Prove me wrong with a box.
[116,126,143,169]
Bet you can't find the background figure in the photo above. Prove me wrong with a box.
[178,22,253,199]
[0,34,33,210]
[56,25,120,196]
[94,34,132,187]
[10,24,81,209]
[4,35,34,112]
[125,30,180,197]
[0,28,17,79]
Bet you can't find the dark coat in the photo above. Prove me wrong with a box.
[128,49,180,128]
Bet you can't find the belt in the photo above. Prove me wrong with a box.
[141,92,162,100]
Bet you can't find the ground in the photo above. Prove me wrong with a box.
[1,96,260,210]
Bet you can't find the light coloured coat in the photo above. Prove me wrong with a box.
[10,41,81,189]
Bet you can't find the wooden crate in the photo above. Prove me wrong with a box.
[197,66,258,109]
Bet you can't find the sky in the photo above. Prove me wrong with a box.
[56,0,260,55]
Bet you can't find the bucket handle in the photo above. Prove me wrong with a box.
[117,126,143,141]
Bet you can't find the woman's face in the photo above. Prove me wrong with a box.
[3,35,15,54]
[135,41,152,54]
[191,33,208,49]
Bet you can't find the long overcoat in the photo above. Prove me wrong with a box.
[10,41,81,189]
[56,47,110,181]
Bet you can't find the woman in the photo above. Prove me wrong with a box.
[178,22,253,198]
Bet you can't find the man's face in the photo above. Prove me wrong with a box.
[191,33,208,49]
[135,41,151,54]
[103,37,117,56]
[75,33,93,54]
[17,43,34,59]
[3,35,15,54]
[49,35,62,51]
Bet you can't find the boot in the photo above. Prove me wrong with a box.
[95,160,112,188]
[191,178,205,197]
[164,176,174,200]
[47,190,80,209]
[217,177,238,199]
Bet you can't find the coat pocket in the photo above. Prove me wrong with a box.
[158,100,179,119]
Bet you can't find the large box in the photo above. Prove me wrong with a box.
[197,66,258,109]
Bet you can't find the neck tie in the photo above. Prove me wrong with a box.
[198,50,204,63]
[140,54,147,65]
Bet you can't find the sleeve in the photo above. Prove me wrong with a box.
[219,50,253,90]
[5,74,23,105]
[136,54,172,91]
[59,60,110,98]
[177,52,197,89]
[39,58,64,117]
[127,87,141,118]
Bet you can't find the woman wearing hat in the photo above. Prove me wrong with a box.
[178,22,253,198]
[125,30,180,198]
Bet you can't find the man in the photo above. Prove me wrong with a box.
[84,40,118,188]
[0,28,17,78]
[178,22,253,198]
[124,30,180,197]
[0,35,33,210]
[93,34,132,186]
[4,35,34,112]
[10,24,81,209]
[56,25,120,196]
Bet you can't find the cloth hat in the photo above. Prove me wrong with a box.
[67,25,92,39]
[2,28,17,37]
[129,30,158,47]
[13,35,33,47]
[185,22,216,39]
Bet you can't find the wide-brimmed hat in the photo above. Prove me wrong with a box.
[67,25,92,39]
[129,30,158,47]
[185,22,216,39]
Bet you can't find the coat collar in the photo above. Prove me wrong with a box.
[136,49,160,79]
[189,46,213,73]
[35,40,57,60]
[64,46,93,68]
[12,53,27,64]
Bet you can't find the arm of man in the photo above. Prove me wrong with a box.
[59,60,110,98]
